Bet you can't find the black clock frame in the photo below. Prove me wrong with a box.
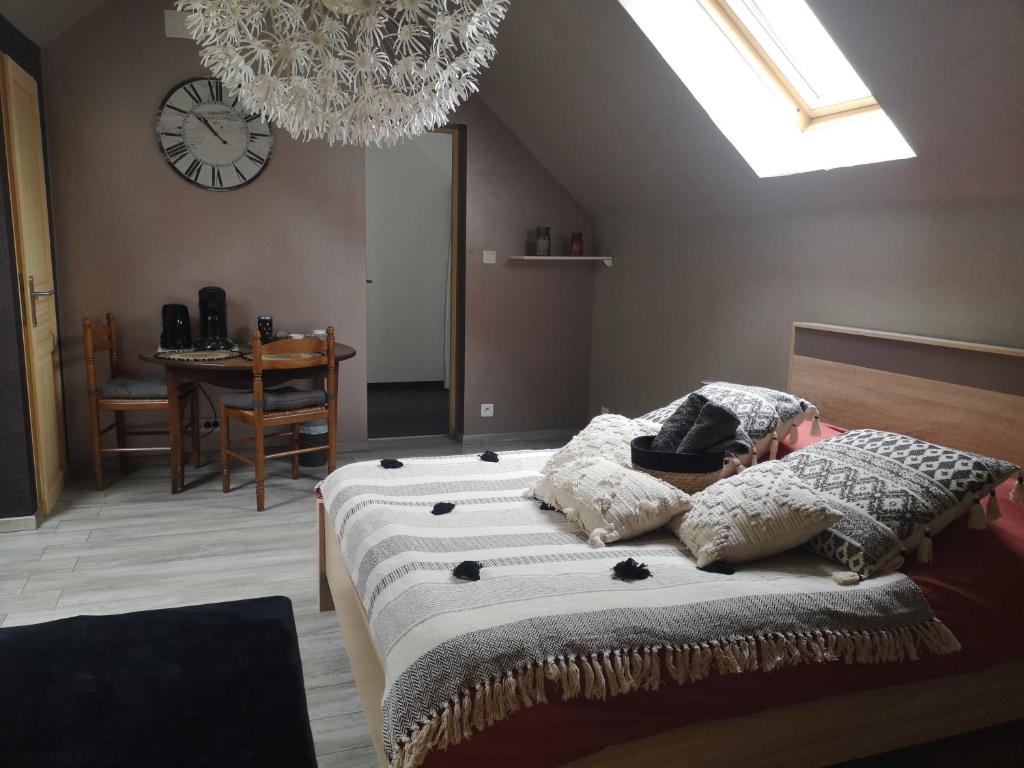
[155,75,273,192]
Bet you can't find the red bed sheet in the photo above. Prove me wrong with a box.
[426,422,1024,767]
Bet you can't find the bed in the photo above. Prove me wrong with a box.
[316,323,1024,768]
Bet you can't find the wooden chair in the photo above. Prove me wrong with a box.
[84,313,200,491]
[220,327,337,511]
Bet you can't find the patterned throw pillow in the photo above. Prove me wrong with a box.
[783,429,1020,575]
[540,457,691,546]
[530,414,660,501]
[669,462,840,567]
[643,382,818,468]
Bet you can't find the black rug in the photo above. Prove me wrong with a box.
[0,596,317,768]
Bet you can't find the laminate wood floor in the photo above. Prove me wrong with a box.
[0,435,563,768]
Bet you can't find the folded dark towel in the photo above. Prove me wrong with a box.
[677,400,742,454]
[651,393,753,457]
[650,393,703,451]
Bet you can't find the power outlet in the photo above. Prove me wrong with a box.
[482,250,496,264]
[480,403,494,418]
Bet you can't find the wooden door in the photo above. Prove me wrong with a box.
[1,55,66,516]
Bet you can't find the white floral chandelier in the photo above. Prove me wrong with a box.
[175,0,509,146]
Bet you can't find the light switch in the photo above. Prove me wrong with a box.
[482,250,496,264]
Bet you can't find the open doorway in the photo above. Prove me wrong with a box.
[365,127,465,439]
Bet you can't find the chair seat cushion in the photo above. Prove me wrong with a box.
[222,387,327,412]
[98,377,167,399]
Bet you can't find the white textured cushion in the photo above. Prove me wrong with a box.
[542,457,691,546]
[531,414,660,501]
[670,462,840,567]
[547,413,661,471]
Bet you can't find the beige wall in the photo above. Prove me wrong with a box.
[476,0,1024,420]
[457,97,594,435]
[44,0,594,464]
[589,202,1024,419]
[44,0,367,464]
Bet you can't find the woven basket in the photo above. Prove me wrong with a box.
[630,436,724,493]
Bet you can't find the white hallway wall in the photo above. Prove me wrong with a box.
[365,132,453,384]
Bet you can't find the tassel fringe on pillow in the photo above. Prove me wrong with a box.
[1011,472,1024,504]
[916,528,934,565]
[986,492,1002,522]
[967,498,988,530]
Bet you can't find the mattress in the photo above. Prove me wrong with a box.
[419,421,1024,767]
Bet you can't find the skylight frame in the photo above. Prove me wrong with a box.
[699,0,881,131]
[618,0,915,177]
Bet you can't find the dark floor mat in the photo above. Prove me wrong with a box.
[0,596,317,768]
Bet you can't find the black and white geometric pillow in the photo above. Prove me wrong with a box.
[643,382,818,464]
[783,429,1019,575]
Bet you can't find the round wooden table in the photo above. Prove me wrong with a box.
[140,344,356,493]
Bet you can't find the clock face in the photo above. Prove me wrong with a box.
[155,77,273,191]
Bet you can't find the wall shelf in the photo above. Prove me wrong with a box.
[509,255,613,267]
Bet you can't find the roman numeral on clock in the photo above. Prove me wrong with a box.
[234,164,248,182]
[165,142,188,161]
[185,158,203,181]
[211,166,223,188]
[183,83,203,104]
[207,79,223,103]
[244,150,266,165]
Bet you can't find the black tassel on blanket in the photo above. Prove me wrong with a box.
[432,502,456,516]
[480,451,499,462]
[699,561,736,575]
[380,458,404,469]
[612,558,652,581]
[453,561,482,581]
[539,501,556,511]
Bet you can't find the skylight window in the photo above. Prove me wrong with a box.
[619,0,915,177]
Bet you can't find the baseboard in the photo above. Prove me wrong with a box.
[68,441,373,477]
[337,440,371,453]
[368,434,453,450]
[65,433,560,478]
[457,428,573,446]
[0,514,39,533]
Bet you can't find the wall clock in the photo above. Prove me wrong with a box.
[155,76,273,191]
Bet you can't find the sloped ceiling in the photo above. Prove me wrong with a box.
[479,0,1024,224]
[0,0,108,45]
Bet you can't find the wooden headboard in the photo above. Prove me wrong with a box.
[787,323,1024,467]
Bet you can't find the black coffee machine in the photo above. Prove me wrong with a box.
[194,286,234,350]
[160,304,192,350]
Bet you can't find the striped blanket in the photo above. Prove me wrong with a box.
[318,450,960,768]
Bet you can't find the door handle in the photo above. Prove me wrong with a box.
[28,275,55,327]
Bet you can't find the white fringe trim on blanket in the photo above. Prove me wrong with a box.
[390,619,960,768]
